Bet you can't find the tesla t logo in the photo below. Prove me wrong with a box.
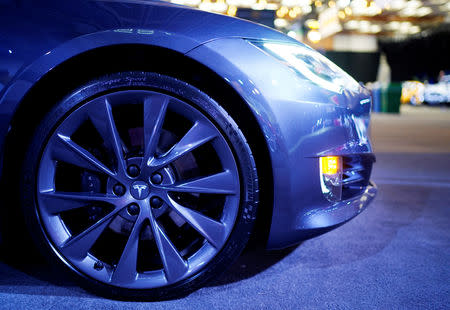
[133,184,148,198]
[130,181,150,200]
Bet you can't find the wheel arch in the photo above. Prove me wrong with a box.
[4,43,274,245]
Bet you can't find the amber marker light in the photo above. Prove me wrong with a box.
[319,156,342,201]
[320,156,340,175]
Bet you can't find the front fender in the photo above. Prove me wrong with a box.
[0,29,199,115]
[186,38,373,248]
[0,29,202,173]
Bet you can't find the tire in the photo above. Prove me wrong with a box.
[20,72,259,300]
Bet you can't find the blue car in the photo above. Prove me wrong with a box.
[0,0,376,300]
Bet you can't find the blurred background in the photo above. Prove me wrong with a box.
[170,0,450,113]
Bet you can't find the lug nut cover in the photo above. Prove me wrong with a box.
[113,183,126,196]
[94,261,104,271]
[150,197,164,208]
[151,173,163,184]
[127,203,140,216]
[127,164,140,178]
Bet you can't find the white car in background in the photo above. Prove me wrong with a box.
[424,75,450,105]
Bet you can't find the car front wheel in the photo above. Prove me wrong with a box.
[20,72,259,300]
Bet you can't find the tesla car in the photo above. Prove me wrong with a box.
[0,0,376,300]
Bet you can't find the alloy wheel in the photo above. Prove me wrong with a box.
[36,90,241,289]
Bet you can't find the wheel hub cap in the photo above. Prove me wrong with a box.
[130,180,150,200]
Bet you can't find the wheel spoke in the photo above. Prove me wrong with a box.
[148,211,188,282]
[165,195,227,248]
[60,210,119,260]
[39,191,120,214]
[148,121,217,169]
[88,98,126,175]
[143,95,169,163]
[52,134,115,178]
[110,211,146,284]
[164,170,237,195]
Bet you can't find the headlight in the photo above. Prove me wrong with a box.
[250,41,360,94]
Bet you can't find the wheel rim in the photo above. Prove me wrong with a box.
[37,90,240,289]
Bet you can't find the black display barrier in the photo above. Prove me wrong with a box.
[237,9,275,28]
[325,51,381,83]
[379,24,450,82]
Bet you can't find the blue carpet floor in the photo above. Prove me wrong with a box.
[0,152,448,309]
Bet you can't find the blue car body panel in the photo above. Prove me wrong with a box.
[188,39,376,248]
[0,0,294,149]
[0,0,376,249]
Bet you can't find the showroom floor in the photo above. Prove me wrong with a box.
[0,105,449,309]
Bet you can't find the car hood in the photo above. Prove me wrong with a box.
[92,0,297,45]
[0,0,303,97]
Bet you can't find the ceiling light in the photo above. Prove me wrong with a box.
[390,0,406,10]
[287,31,298,39]
[370,24,382,33]
[266,3,279,9]
[252,0,267,10]
[374,0,390,8]
[227,5,237,15]
[199,1,214,11]
[388,21,401,29]
[306,19,320,29]
[185,0,201,5]
[360,20,371,32]
[302,5,313,13]
[274,18,289,27]
[400,7,416,16]
[406,0,421,8]
[293,6,302,13]
[282,0,301,7]
[416,6,432,16]
[276,6,289,17]
[345,20,359,29]
[409,25,421,34]
[399,21,412,33]
[307,30,322,43]
[337,0,350,7]
[352,0,368,8]
[367,4,382,15]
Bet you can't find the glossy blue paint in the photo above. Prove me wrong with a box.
[0,0,376,249]
[187,38,374,248]
[0,0,295,162]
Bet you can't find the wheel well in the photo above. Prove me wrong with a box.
[6,44,274,244]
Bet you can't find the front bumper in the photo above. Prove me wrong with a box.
[274,182,377,248]
[302,181,377,230]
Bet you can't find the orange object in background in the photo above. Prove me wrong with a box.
[401,81,424,105]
